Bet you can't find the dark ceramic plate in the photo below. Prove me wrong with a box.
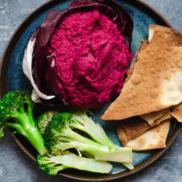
[0,0,181,181]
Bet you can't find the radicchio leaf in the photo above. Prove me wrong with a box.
[22,31,55,103]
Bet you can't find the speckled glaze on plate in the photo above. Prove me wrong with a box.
[0,0,181,181]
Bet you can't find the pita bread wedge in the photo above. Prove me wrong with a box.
[148,25,182,123]
[140,109,168,126]
[101,29,182,121]
[130,39,148,68]
[153,109,172,125]
[117,108,171,146]
[124,39,170,126]
[124,39,148,83]
[171,103,182,122]
[124,119,171,151]
[149,24,182,46]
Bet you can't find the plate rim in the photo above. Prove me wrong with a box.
[0,0,181,181]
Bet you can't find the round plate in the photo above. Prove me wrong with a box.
[0,0,181,181]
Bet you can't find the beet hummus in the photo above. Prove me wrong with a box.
[45,10,132,109]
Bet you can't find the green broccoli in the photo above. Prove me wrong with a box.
[70,110,116,148]
[37,110,134,170]
[36,111,59,135]
[43,112,132,163]
[37,153,113,175]
[0,90,48,156]
[70,110,134,170]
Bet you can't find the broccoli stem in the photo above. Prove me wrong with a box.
[71,116,116,148]
[24,127,49,156]
[122,162,134,170]
[8,110,48,156]
[55,141,132,163]
[71,112,134,169]
[8,121,48,155]
[53,127,132,163]
[37,153,113,175]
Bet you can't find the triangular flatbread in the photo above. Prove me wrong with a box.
[149,24,182,46]
[123,38,168,126]
[101,29,182,120]
[171,103,182,122]
[117,109,171,146]
[140,109,168,126]
[124,119,170,151]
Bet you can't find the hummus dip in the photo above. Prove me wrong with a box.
[46,10,132,109]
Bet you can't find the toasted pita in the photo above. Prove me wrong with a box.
[117,126,128,146]
[149,24,182,46]
[117,109,171,146]
[140,109,168,126]
[101,29,182,120]
[153,109,172,125]
[125,39,148,83]
[171,103,182,122]
[125,39,169,126]
[124,119,170,151]
[130,39,148,68]
[117,116,149,146]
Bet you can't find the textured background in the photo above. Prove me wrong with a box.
[0,0,182,182]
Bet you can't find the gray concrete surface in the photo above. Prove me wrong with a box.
[0,0,182,181]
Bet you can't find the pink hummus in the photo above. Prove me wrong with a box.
[46,10,132,109]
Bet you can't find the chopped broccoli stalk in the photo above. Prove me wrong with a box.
[70,110,134,170]
[43,112,132,163]
[37,153,113,175]
[70,110,116,148]
[54,141,132,162]
[122,162,134,170]
[0,90,49,156]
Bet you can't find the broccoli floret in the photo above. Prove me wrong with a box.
[37,153,112,175]
[70,110,118,148]
[36,111,59,135]
[0,90,48,155]
[37,154,69,175]
[70,110,134,170]
[43,112,132,163]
